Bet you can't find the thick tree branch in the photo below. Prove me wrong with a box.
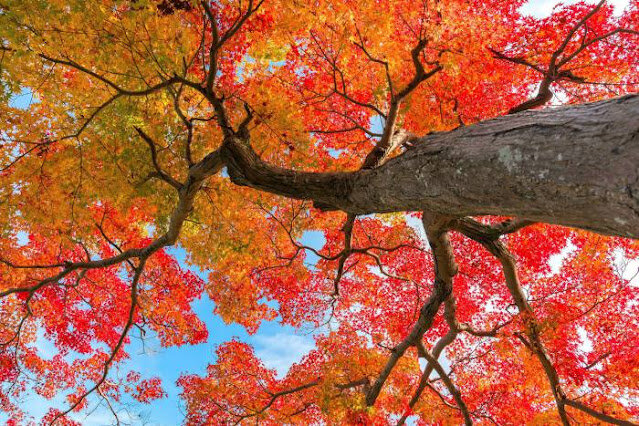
[397,293,508,425]
[365,213,456,406]
[493,0,638,114]
[397,325,457,425]
[1,148,223,318]
[361,36,441,170]
[224,94,639,239]
[454,217,638,426]
[416,341,473,426]
[489,240,570,425]
[564,399,637,426]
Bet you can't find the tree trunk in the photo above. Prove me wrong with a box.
[224,94,639,239]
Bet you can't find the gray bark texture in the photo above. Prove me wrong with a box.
[224,94,639,238]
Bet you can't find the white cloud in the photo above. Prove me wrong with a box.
[548,240,577,275]
[252,333,315,378]
[521,0,630,18]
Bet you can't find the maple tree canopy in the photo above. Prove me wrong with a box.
[1,0,638,424]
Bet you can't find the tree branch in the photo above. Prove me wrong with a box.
[224,94,639,239]
[134,127,183,189]
[365,213,456,406]
[416,340,473,425]
[454,217,638,426]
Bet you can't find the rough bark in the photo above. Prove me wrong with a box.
[224,94,639,239]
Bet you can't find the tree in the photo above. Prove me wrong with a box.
[0,0,638,423]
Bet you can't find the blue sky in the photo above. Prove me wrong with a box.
[16,233,326,424]
[4,0,632,423]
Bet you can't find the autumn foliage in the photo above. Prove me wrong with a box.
[0,0,638,424]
